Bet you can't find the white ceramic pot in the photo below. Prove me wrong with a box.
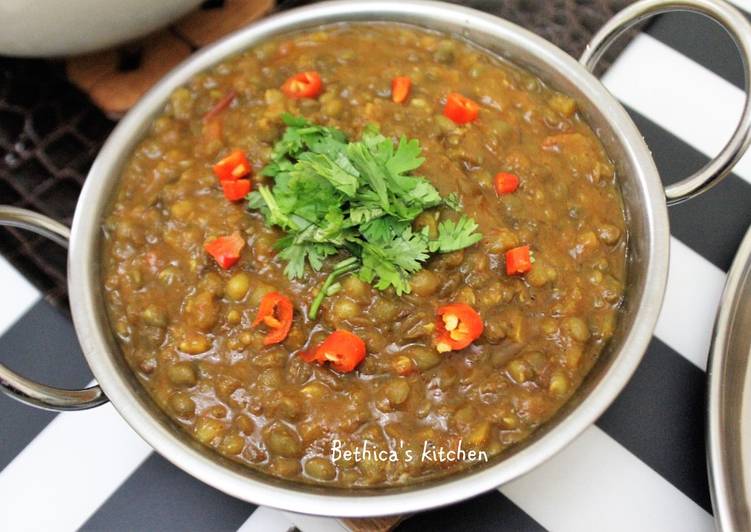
[0,0,203,57]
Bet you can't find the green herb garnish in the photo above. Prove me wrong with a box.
[248,114,482,319]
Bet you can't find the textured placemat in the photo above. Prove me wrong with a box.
[0,58,113,309]
[0,0,634,308]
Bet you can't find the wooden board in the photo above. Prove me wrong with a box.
[340,515,406,531]
[66,0,275,117]
[70,3,405,528]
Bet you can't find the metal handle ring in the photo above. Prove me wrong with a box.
[581,0,751,205]
[0,205,108,411]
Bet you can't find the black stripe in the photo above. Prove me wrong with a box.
[646,10,749,90]
[0,299,91,471]
[625,105,751,271]
[396,490,546,532]
[80,453,257,532]
[596,337,712,513]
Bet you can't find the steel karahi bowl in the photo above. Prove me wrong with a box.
[0,0,203,57]
[1,0,750,518]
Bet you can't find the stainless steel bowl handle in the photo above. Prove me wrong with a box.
[0,206,108,411]
[581,0,751,205]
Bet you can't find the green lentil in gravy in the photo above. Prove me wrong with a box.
[102,23,627,486]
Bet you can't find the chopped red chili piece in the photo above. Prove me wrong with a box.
[281,71,323,99]
[494,172,520,195]
[299,349,319,364]
[253,292,294,345]
[391,76,412,103]
[222,179,252,202]
[213,149,251,181]
[435,303,484,353]
[300,330,366,373]
[204,232,245,269]
[506,245,532,275]
[443,92,479,124]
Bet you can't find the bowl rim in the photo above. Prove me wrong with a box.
[68,0,669,517]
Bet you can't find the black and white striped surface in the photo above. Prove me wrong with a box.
[2,3,750,530]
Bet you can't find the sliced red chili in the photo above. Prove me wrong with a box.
[506,245,532,275]
[213,149,251,181]
[391,76,412,103]
[494,172,520,195]
[253,292,294,345]
[281,71,323,99]
[435,303,484,353]
[204,232,245,269]
[300,330,366,373]
[443,92,479,124]
[222,179,252,202]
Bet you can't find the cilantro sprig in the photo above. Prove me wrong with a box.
[248,114,482,318]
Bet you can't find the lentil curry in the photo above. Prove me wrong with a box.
[102,23,627,487]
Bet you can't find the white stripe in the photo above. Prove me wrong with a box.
[501,425,714,532]
[237,506,296,532]
[0,254,39,337]
[603,32,739,370]
[0,401,151,532]
[655,238,726,370]
[602,34,751,184]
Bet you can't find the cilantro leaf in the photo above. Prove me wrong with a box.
[276,243,308,279]
[281,113,309,128]
[297,152,359,197]
[277,241,338,279]
[430,216,483,253]
[247,190,265,210]
[405,180,442,208]
[443,192,463,211]
[247,115,483,315]
[376,226,430,273]
[359,246,411,295]
[266,113,348,170]
[348,205,385,225]
[386,136,424,176]
[347,141,390,210]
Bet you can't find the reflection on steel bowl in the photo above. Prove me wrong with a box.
[0,0,750,518]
